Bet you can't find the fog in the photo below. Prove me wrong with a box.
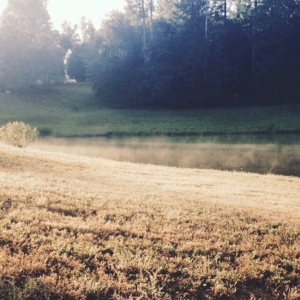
[29,137,300,177]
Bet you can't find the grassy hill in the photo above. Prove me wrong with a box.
[0,144,300,299]
[0,84,300,141]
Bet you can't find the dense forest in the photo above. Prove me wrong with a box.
[1,0,300,108]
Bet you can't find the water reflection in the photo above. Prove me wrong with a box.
[30,137,300,177]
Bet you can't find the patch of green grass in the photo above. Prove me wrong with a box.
[0,84,300,142]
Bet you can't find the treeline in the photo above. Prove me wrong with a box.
[1,0,300,108]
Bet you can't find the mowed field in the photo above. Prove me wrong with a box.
[1,144,300,299]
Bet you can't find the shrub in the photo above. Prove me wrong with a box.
[0,121,39,147]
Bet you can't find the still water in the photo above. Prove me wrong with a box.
[29,136,300,177]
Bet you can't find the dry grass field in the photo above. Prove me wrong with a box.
[0,143,300,299]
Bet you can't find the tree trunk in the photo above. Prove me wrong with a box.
[251,0,257,78]
[204,0,208,80]
[149,0,154,42]
[141,0,147,68]
[224,0,227,24]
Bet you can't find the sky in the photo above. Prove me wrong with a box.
[0,0,126,31]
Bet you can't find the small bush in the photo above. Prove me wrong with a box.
[0,121,39,147]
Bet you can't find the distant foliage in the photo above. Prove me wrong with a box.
[0,121,39,148]
[86,0,300,108]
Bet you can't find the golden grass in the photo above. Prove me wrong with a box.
[0,143,300,299]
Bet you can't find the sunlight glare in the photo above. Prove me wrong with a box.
[48,0,126,30]
[0,0,7,14]
[0,0,125,31]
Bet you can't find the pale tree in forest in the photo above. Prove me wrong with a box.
[125,0,154,67]
[80,17,96,44]
[60,21,80,51]
[204,0,209,79]
[149,0,154,41]
[156,0,179,19]
[251,0,258,78]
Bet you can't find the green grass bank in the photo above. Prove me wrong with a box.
[0,84,299,143]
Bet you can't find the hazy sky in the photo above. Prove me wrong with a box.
[0,0,126,30]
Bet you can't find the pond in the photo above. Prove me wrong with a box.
[29,136,300,177]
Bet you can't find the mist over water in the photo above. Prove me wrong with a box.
[29,137,300,177]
